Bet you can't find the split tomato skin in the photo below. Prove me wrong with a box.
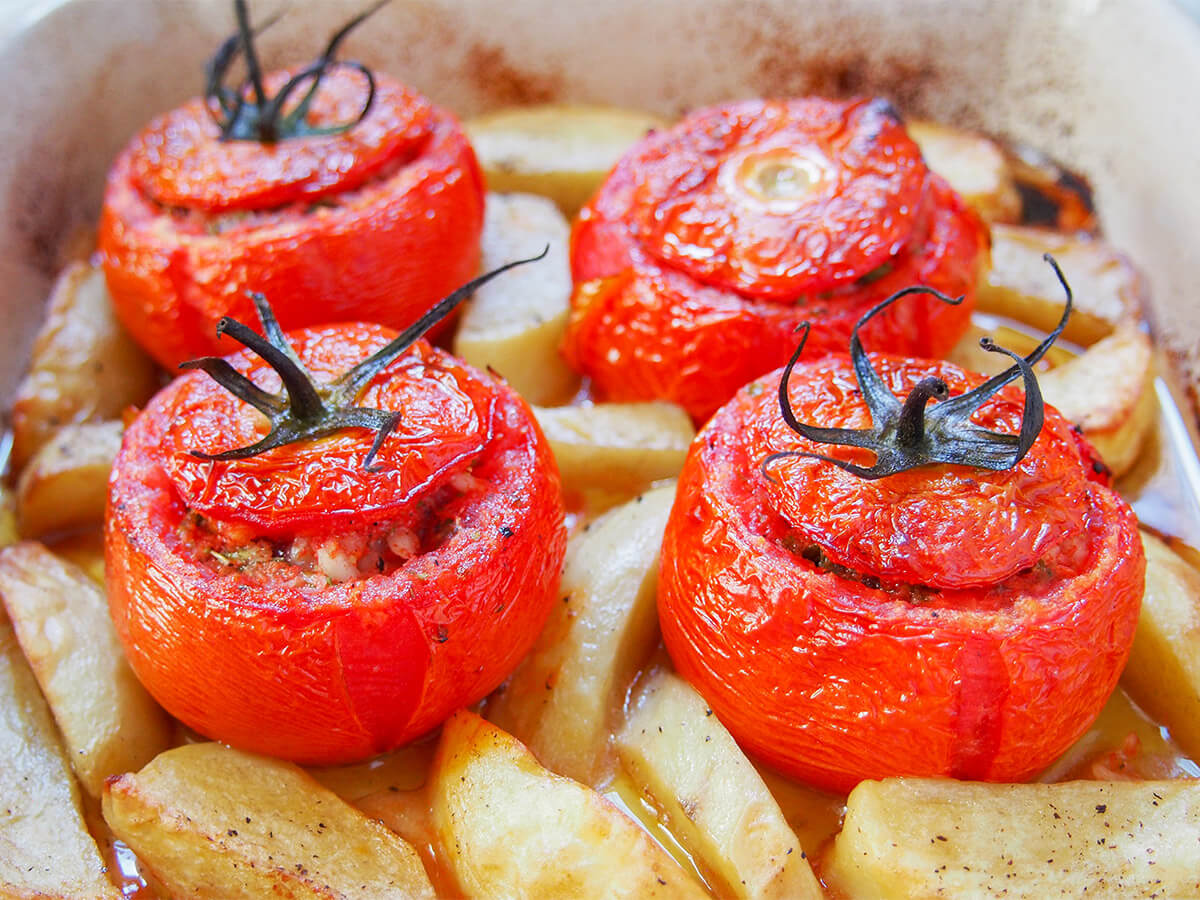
[563,98,987,422]
[105,324,565,765]
[657,357,1144,793]
[99,69,485,369]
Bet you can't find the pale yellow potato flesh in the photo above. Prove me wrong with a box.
[0,541,171,798]
[827,778,1200,899]
[533,401,695,494]
[1039,325,1156,476]
[103,742,436,899]
[10,262,158,472]
[0,615,119,898]
[307,738,437,803]
[616,670,823,900]
[487,484,675,784]
[16,419,123,539]
[0,486,15,549]
[466,104,668,216]
[1121,531,1200,760]
[454,192,580,405]
[980,224,1146,346]
[431,709,709,899]
[908,119,1022,223]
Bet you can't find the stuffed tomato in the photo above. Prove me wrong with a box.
[99,3,484,369]
[105,284,564,765]
[562,97,987,422]
[657,282,1144,793]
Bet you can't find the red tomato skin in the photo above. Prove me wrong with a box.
[105,335,565,765]
[98,72,484,370]
[563,97,987,423]
[657,361,1145,793]
[565,177,983,423]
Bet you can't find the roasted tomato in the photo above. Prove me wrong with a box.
[657,283,1143,793]
[98,5,484,369]
[562,97,987,422]
[105,288,564,764]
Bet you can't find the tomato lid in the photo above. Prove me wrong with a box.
[628,98,929,300]
[756,355,1093,589]
[161,323,492,535]
[129,70,434,213]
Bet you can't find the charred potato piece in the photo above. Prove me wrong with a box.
[10,262,157,472]
[908,119,1022,223]
[0,542,171,797]
[454,192,580,405]
[103,742,436,899]
[488,484,674,784]
[827,778,1200,899]
[465,104,668,216]
[431,710,708,898]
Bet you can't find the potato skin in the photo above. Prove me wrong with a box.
[106,326,565,765]
[658,357,1144,793]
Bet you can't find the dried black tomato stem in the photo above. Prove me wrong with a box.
[179,245,550,471]
[205,0,388,142]
[764,253,1072,480]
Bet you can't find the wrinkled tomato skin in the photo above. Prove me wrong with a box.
[105,329,565,765]
[563,99,986,423]
[98,71,484,369]
[658,359,1144,793]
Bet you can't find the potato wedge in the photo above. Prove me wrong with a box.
[488,483,675,784]
[103,742,436,899]
[533,401,695,494]
[454,192,580,405]
[10,262,158,472]
[307,739,436,803]
[907,119,1021,223]
[0,541,172,797]
[0,616,119,898]
[0,485,15,549]
[616,670,823,900]
[980,225,1146,345]
[1039,326,1156,475]
[465,104,668,215]
[1121,531,1200,760]
[431,710,708,898]
[16,419,122,538]
[826,778,1200,899]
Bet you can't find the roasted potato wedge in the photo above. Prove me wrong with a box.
[465,104,668,216]
[0,616,119,898]
[0,541,171,797]
[103,742,436,899]
[1039,325,1156,475]
[1121,531,1200,760]
[454,192,580,405]
[16,419,123,538]
[617,669,823,900]
[533,401,695,494]
[826,777,1200,899]
[10,262,158,472]
[907,119,1021,223]
[0,485,15,549]
[488,483,675,784]
[981,224,1146,345]
[431,710,708,898]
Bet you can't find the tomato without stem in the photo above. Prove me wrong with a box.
[99,68,485,369]
[563,98,987,422]
[106,322,565,764]
[657,355,1143,793]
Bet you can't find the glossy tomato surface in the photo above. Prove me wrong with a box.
[99,69,484,369]
[658,355,1144,793]
[563,98,987,422]
[106,323,565,764]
